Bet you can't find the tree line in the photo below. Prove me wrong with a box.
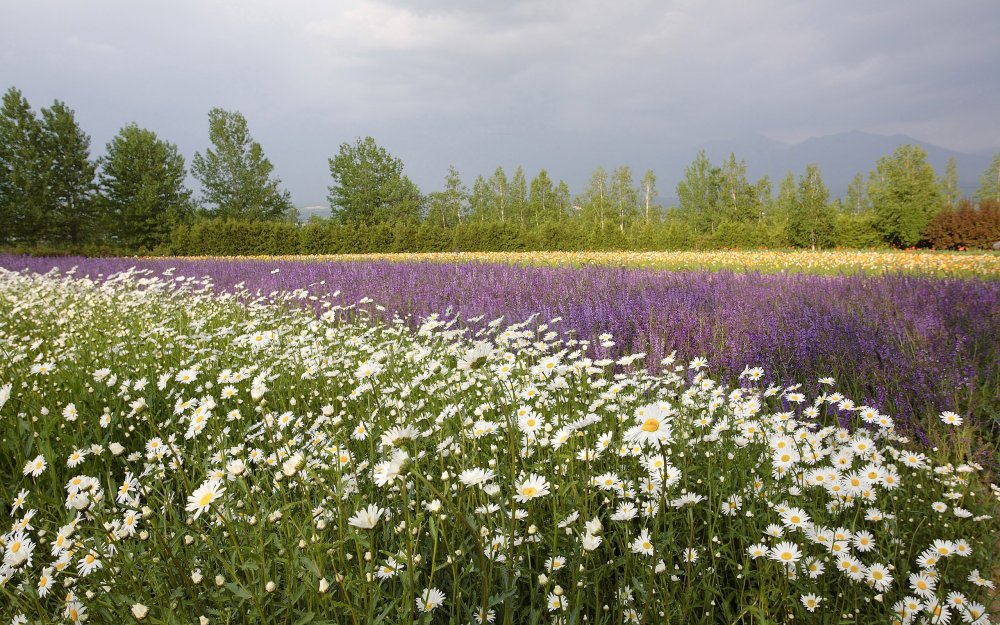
[2,85,999,255]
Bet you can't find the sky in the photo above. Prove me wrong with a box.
[2,0,999,207]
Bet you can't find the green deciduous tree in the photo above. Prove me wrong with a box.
[487,166,509,224]
[718,153,759,223]
[579,166,609,231]
[787,164,834,249]
[511,166,527,227]
[868,145,942,247]
[676,150,721,234]
[975,152,1000,203]
[940,157,960,208]
[640,169,659,224]
[845,172,870,214]
[327,136,421,225]
[609,165,638,233]
[425,165,467,228]
[98,123,194,250]
[192,108,293,221]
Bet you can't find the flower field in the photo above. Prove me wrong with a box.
[3,255,997,441]
[1,259,998,624]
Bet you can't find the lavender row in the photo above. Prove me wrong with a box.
[2,254,997,435]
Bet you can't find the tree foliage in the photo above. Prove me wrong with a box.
[425,165,467,228]
[0,87,47,244]
[192,108,293,221]
[975,152,1000,204]
[676,151,722,234]
[868,145,942,247]
[99,124,193,250]
[327,136,421,225]
[787,164,834,249]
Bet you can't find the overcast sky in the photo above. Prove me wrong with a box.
[3,0,999,206]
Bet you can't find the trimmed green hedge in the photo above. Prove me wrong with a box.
[158,217,880,256]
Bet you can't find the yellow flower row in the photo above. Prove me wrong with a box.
[177,249,1000,277]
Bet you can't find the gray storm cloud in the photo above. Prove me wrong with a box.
[2,0,998,206]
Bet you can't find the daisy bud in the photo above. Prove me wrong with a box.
[319,578,330,593]
[215,575,224,587]
[109,443,125,456]
[282,454,303,477]
[131,604,149,620]
[538,574,548,585]
[199,617,209,625]
[265,581,276,592]
[191,570,203,584]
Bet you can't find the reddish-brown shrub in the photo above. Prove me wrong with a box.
[923,200,1000,249]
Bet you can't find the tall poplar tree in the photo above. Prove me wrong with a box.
[640,169,659,224]
[193,108,293,221]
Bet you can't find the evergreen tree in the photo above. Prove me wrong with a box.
[98,123,193,250]
[868,145,942,247]
[0,87,47,244]
[676,151,721,234]
[975,152,1000,203]
[425,165,467,228]
[39,101,97,245]
[787,164,834,249]
[193,108,293,221]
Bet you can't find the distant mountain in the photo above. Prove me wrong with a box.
[296,204,330,222]
[695,131,995,201]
